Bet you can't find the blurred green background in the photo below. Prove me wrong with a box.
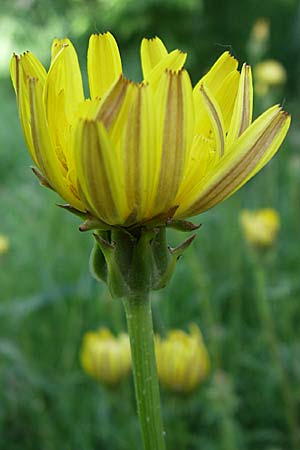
[1,0,300,449]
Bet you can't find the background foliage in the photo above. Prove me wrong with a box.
[1,0,300,449]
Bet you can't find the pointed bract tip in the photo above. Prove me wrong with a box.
[56,203,87,219]
[93,232,115,250]
[31,166,54,190]
[167,219,202,232]
[166,205,180,220]
[169,234,197,258]
[79,215,112,232]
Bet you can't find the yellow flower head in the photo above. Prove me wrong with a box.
[155,324,209,393]
[80,328,131,386]
[11,33,290,229]
[0,234,10,255]
[240,208,280,248]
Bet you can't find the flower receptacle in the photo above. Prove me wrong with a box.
[89,226,197,299]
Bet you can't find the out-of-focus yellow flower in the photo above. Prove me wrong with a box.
[251,18,270,43]
[0,235,10,255]
[11,33,290,229]
[80,328,131,386]
[240,208,280,248]
[247,18,270,64]
[155,324,209,393]
[255,60,287,86]
[255,60,287,96]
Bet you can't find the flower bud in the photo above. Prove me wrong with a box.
[155,324,209,393]
[80,328,131,386]
[240,208,280,248]
[0,234,10,255]
[247,18,270,63]
[251,18,270,43]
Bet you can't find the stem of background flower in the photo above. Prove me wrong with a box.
[123,294,166,450]
[251,249,299,450]
[187,248,221,366]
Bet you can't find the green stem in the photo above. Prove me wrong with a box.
[123,294,166,450]
[188,248,221,367]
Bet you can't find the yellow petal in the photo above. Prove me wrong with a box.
[74,119,127,224]
[154,69,194,214]
[176,135,217,202]
[26,77,84,210]
[89,79,158,223]
[140,36,168,79]
[193,57,240,137]
[72,98,102,122]
[10,52,48,165]
[178,105,290,217]
[214,70,240,132]
[44,40,84,173]
[119,83,158,222]
[194,51,238,95]
[26,77,55,176]
[93,75,133,145]
[226,64,253,148]
[144,50,187,90]
[199,84,225,157]
[10,52,46,98]
[88,32,122,99]
[51,37,69,61]
[45,39,84,123]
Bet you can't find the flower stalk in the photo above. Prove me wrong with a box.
[89,225,196,449]
[123,293,166,450]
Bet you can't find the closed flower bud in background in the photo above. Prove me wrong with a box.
[247,18,270,63]
[240,208,280,248]
[155,325,209,393]
[0,235,10,255]
[251,18,270,43]
[80,328,131,386]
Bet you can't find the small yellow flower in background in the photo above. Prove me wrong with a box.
[11,32,290,230]
[240,209,280,248]
[255,60,287,96]
[80,328,131,386]
[255,60,287,86]
[251,18,270,43]
[247,18,270,64]
[0,235,10,255]
[155,324,209,393]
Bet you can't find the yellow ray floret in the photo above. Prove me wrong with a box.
[10,33,291,228]
[141,36,168,78]
[177,105,290,216]
[88,32,122,99]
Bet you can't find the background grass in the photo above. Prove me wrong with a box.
[1,0,300,449]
